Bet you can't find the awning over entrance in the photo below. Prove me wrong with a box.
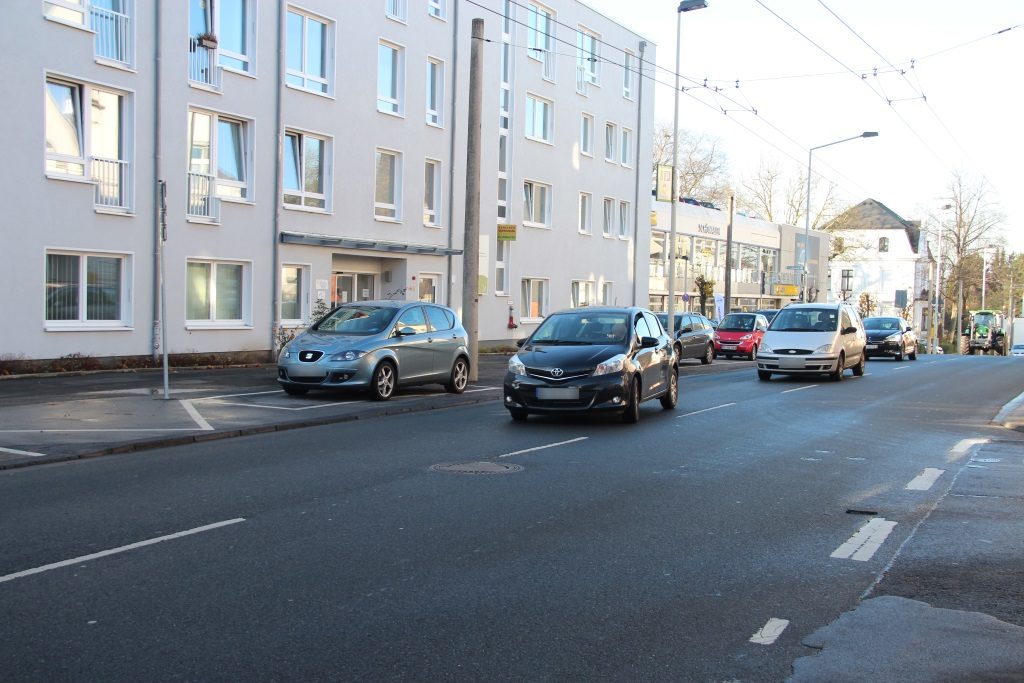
[280,231,463,256]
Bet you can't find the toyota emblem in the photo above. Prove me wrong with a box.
[551,368,564,377]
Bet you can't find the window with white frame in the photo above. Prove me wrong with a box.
[44,0,88,25]
[374,148,402,220]
[578,192,592,234]
[497,134,509,219]
[283,130,330,210]
[188,109,251,204]
[45,250,131,326]
[605,122,617,162]
[285,7,333,95]
[619,200,631,238]
[521,278,548,319]
[426,58,444,126]
[45,0,136,67]
[217,0,256,74]
[427,0,446,19]
[580,113,593,156]
[576,27,599,84]
[385,0,407,22]
[526,3,555,79]
[280,264,308,322]
[377,41,404,115]
[571,280,596,308]
[523,180,551,227]
[623,50,636,99]
[423,159,442,226]
[45,76,133,211]
[186,258,249,324]
[620,128,633,166]
[495,238,510,294]
[602,197,614,236]
[525,94,552,143]
[601,281,613,305]
[418,274,440,303]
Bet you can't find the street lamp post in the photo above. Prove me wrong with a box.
[666,0,708,336]
[802,132,878,302]
[930,204,952,353]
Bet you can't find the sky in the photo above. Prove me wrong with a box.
[583,0,1023,249]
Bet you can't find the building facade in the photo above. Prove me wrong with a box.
[5,0,653,364]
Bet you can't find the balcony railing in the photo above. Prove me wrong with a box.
[90,4,132,66]
[542,50,556,80]
[187,172,220,221]
[576,64,589,95]
[188,39,222,90]
[92,157,132,211]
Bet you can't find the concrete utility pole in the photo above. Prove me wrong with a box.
[461,18,483,381]
[724,195,734,312]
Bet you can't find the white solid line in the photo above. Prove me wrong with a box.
[204,399,359,412]
[906,468,945,491]
[951,438,988,455]
[893,366,910,371]
[676,402,736,418]
[463,387,500,393]
[0,428,206,434]
[781,385,817,394]
[193,390,283,401]
[180,400,214,431]
[0,518,246,585]
[497,437,588,458]
[750,618,790,645]
[0,446,46,458]
[831,518,898,561]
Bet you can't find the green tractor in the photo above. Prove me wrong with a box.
[962,310,1006,355]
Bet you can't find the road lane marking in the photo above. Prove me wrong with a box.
[951,438,988,456]
[892,366,910,371]
[180,400,214,431]
[749,618,790,645]
[905,468,945,491]
[781,385,817,394]
[497,437,588,458]
[0,518,246,585]
[831,518,897,561]
[676,402,736,418]
[0,446,46,458]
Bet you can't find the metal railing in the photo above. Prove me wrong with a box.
[92,157,132,210]
[187,171,220,221]
[188,39,222,90]
[385,0,407,19]
[575,64,588,95]
[542,50,556,80]
[90,4,132,66]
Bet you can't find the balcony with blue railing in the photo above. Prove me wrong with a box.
[92,157,132,212]
[90,4,133,67]
[187,172,220,223]
[188,37,222,91]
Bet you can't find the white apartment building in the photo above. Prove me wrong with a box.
[4,0,653,365]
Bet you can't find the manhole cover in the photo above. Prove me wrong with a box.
[430,461,523,475]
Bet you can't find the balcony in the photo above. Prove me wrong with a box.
[187,172,220,222]
[576,65,589,96]
[188,39,222,90]
[90,4,132,66]
[92,157,132,211]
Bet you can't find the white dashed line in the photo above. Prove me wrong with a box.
[497,437,588,458]
[749,618,790,645]
[781,385,817,394]
[951,438,988,456]
[676,403,736,418]
[0,446,46,458]
[905,468,945,491]
[831,518,898,561]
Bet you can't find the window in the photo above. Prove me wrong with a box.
[426,305,454,329]
[426,58,444,126]
[377,41,404,115]
[385,0,407,22]
[396,306,428,334]
[497,134,510,218]
[283,130,329,210]
[188,0,220,88]
[419,274,441,303]
[571,280,596,308]
[375,149,402,220]
[187,109,251,214]
[44,0,88,25]
[623,50,635,99]
[281,264,307,322]
[495,239,510,294]
[427,0,446,19]
[525,94,552,143]
[602,197,614,236]
[45,251,130,326]
[218,0,255,74]
[286,8,332,95]
[186,259,248,324]
[601,281,613,305]
[521,278,548,319]
[620,128,633,166]
[578,192,592,234]
[576,27,599,85]
[423,159,442,226]
[895,289,908,308]
[618,200,631,238]
[580,113,593,156]
[523,180,551,227]
[841,269,853,292]
[45,77,133,211]
[879,237,890,253]
[605,122,617,162]
[526,3,555,80]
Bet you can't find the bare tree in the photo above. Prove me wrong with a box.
[736,156,843,228]
[652,124,732,207]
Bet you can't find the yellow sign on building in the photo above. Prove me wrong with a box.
[774,284,799,297]
[497,224,517,241]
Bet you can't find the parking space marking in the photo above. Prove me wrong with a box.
[0,446,46,458]
[893,366,911,371]
[676,403,736,418]
[181,400,214,431]
[951,438,988,456]
[905,468,945,491]
[0,518,246,585]
[831,518,897,561]
[781,385,817,394]
[497,437,588,458]
[749,618,790,645]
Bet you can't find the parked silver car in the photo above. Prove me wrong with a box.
[277,301,470,400]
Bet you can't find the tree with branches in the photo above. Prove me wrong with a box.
[651,124,733,208]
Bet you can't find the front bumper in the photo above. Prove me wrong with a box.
[864,340,904,357]
[715,339,755,354]
[277,357,373,390]
[756,354,839,374]
[503,371,630,414]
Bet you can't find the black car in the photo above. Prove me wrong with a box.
[504,307,678,423]
[863,316,918,360]
[656,312,716,364]
[754,309,780,323]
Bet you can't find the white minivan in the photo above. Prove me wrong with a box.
[755,303,867,382]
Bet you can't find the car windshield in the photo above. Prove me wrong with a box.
[718,314,755,332]
[864,317,901,331]
[770,308,839,332]
[313,305,397,335]
[974,312,997,326]
[655,313,681,330]
[531,312,630,345]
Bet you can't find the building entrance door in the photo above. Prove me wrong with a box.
[331,273,376,305]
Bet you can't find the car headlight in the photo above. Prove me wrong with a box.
[593,354,627,376]
[279,347,292,360]
[815,343,833,354]
[740,334,753,341]
[885,333,901,342]
[713,333,721,341]
[329,350,367,362]
[508,355,526,375]
[759,344,773,354]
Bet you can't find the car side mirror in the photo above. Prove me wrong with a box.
[681,326,693,334]
[516,338,527,348]
[843,325,858,335]
[640,336,659,348]
[396,326,417,336]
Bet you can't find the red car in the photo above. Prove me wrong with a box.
[714,313,769,360]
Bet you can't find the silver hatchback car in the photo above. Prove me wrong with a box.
[277,301,470,400]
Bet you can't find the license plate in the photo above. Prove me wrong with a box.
[779,357,805,369]
[865,344,877,350]
[722,345,737,351]
[537,387,580,400]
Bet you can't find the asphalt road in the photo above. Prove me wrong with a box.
[1,356,1023,681]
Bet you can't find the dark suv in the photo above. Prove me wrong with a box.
[656,312,716,364]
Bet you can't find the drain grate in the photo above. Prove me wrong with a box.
[430,461,524,475]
